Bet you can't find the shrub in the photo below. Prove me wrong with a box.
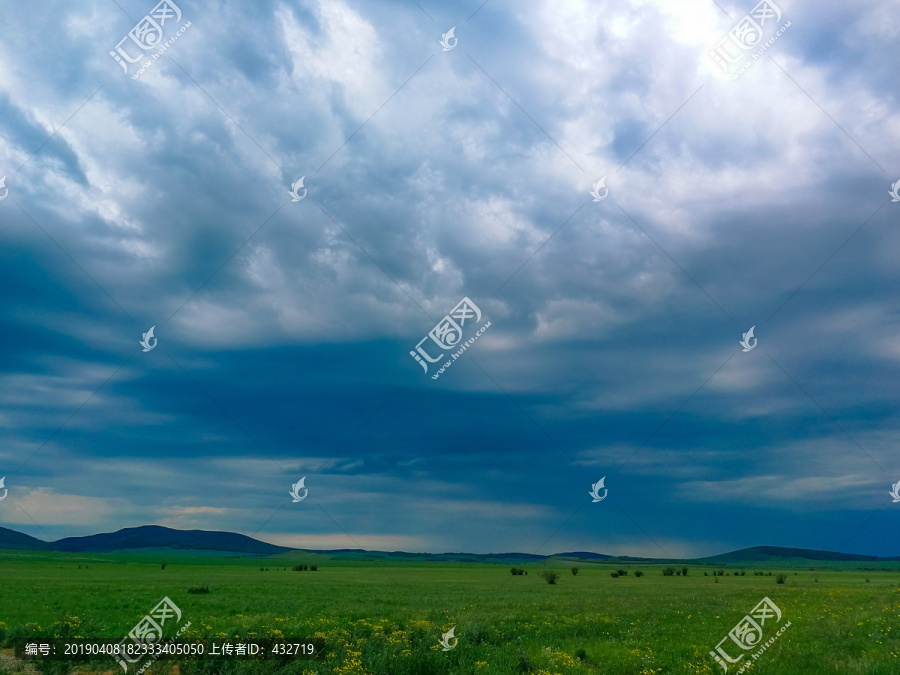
[714,576,719,583]
[571,567,579,576]
[676,570,681,576]
[776,574,787,584]
[160,562,167,570]
[663,567,675,576]
[610,572,619,578]
[634,570,643,577]
[292,565,305,571]
[310,565,317,571]
[682,567,688,576]
[616,569,627,576]
[704,571,708,576]
[511,567,525,576]
[540,570,560,585]
[575,648,588,662]
[187,585,209,595]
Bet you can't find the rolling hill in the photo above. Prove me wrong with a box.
[1,525,898,564]
[0,525,289,556]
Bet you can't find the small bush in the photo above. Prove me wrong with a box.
[616,569,627,576]
[511,567,525,576]
[571,567,579,576]
[610,572,619,578]
[310,565,317,571]
[704,571,708,576]
[540,570,560,585]
[676,570,681,576]
[187,585,209,595]
[714,576,719,583]
[663,567,675,576]
[634,570,643,577]
[682,567,688,576]
[292,565,305,571]
[776,574,787,584]
[160,562,167,570]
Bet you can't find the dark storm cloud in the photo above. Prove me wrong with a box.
[0,0,898,557]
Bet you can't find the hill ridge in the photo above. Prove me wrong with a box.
[1,526,897,562]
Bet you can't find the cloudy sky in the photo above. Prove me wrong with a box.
[0,0,897,558]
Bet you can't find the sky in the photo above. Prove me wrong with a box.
[0,0,898,558]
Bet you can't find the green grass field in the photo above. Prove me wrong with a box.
[2,550,899,675]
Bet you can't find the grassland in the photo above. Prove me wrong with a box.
[1,550,899,675]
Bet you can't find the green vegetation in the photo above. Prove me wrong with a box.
[539,570,560,585]
[0,550,898,674]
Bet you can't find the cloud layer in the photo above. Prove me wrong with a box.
[0,0,898,558]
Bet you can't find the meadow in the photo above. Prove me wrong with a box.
[1,550,899,675]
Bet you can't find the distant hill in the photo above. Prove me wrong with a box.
[1,526,897,564]
[2,525,290,555]
[698,546,900,564]
[53,525,291,555]
[0,526,51,550]
[551,552,614,560]
[280,549,555,564]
